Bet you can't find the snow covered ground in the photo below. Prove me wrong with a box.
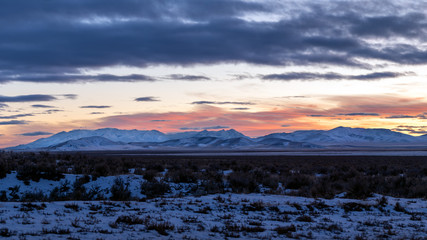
[0,173,425,239]
[0,194,425,239]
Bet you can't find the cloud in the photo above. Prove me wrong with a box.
[134,97,159,102]
[4,74,154,83]
[63,94,78,99]
[167,74,210,81]
[150,120,171,122]
[308,114,334,117]
[0,114,34,119]
[282,96,308,99]
[180,125,230,130]
[337,113,380,116]
[91,95,427,137]
[0,1,425,83]
[80,105,111,109]
[43,109,63,114]
[385,115,417,119]
[18,131,52,136]
[90,112,104,115]
[281,124,291,127]
[392,125,427,135]
[0,95,56,102]
[191,101,255,105]
[31,104,55,108]
[385,113,427,119]
[263,72,406,81]
[0,120,28,125]
[232,107,250,110]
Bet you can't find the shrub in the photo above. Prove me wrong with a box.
[0,191,6,201]
[228,171,259,193]
[115,215,145,225]
[242,200,265,211]
[146,221,175,236]
[42,227,71,234]
[141,180,170,198]
[19,202,46,212]
[0,228,14,237]
[275,225,296,235]
[296,215,313,222]
[64,203,80,212]
[394,202,406,213]
[110,177,131,201]
[166,168,198,183]
[20,190,47,202]
[342,202,371,212]
[346,177,373,199]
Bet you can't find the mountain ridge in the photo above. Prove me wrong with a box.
[6,126,427,151]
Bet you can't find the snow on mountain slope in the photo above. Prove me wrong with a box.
[154,137,221,148]
[212,137,255,147]
[11,128,169,149]
[257,127,419,145]
[10,128,249,150]
[257,138,322,148]
[7,126,427,151]
[47,136,143,151]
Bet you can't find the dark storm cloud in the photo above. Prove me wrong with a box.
[0,120,28,125]
[263,72,405,81]
[0,114,34,119]
[135,97,159,102]
[18,131,52,136]
[191,101,254,105]
[0,1,425,83]
[0,95,56,102]
[80,105,111,109]
[31,104,55,108]
[337,113,380,116]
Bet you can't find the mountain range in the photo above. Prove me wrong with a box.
[7,127,427,151]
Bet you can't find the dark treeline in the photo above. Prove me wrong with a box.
[0,151,426,200]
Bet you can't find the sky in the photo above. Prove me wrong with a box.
[1,0,427,147]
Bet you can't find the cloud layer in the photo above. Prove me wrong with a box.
[0,95,56,102]
[0,0,425,83]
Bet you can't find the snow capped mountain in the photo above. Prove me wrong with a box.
[7,126,427,151]
[9,128,251,150]
[47,136,140,151]
[257,127,419,145]
[12,128,169,149]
